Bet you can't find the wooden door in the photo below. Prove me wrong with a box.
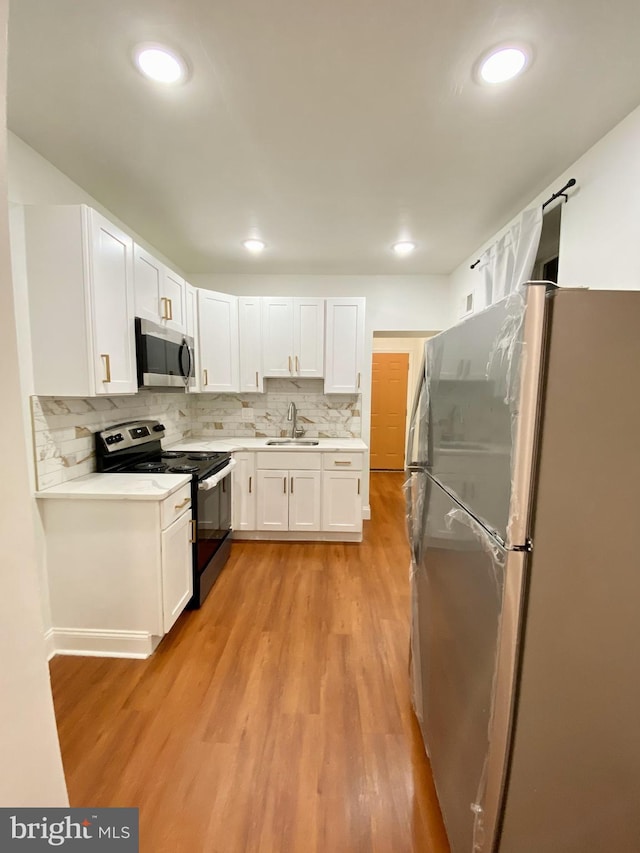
[370,352,409,470]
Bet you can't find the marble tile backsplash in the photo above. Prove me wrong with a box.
[31,379,360,490]
[31,393,191,490]
[189,379,360,439]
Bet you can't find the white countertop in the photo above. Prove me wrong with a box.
[166,436,368,452]
[35,472,192,500]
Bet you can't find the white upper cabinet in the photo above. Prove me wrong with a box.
[262,297,324,378]
[134,245,186,333]
[198,290,239,392]
[25,204,137,397]
[262,297,294,377]
[238,297,264,392]
[293,298,325,377]
[324,297,366,394]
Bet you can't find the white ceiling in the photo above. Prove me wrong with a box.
[7,0,640,275]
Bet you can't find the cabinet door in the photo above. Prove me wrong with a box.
[88,210,137,395]
[161,510,194,634]
[163,268,186,333]
[293,298,324,377]
[239,297,264,392]
[289,471,321,531]
[262,297,294,377]
[321,470,362,533]
[198,290,239,392]
[133,245,163,324]
[256,470,289,531]
[232,452,256,530]
[324,297,366,394]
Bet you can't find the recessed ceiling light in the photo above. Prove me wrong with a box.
[392,241,416,257]
[478,46,529,84]
[243,239,266,254]
[134,44,187,84]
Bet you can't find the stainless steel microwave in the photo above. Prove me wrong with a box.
[134,317,195,390]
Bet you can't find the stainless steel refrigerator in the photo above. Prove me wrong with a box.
[406,283,640,853]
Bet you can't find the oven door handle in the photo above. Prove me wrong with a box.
[197,458,237,491]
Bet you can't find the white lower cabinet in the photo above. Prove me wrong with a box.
[243,449,363,538]
[232,452,256,531]
[161,510,194,633]
[39,483,194,658]
[321,470,363,533]
[256,469,321,532]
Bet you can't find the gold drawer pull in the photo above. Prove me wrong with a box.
[357,372,361,389]
[168,298,173,320]
[174,497,190,510]
[189,519,197,543]
[295,355,299,373]
[283,476,287,494]
[101,353,111,383]
[288,355,292,374]
[357,477,361,495]
[203,369,208,386]
[160,297,170,320]
[334,460,352,466]
[255,371,259,386]
[290,476,294,494]
[249,476,252,494]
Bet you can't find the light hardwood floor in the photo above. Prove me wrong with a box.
[49,472,450,853]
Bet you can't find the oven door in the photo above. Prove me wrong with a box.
[135,317,195,389]
[196,460,236,575]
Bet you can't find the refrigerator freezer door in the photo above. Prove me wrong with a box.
[425,284,548,544]
[415,477,526,853]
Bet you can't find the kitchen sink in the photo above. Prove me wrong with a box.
[265,439,320,446]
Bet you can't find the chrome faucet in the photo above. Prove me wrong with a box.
[287,402,304,438]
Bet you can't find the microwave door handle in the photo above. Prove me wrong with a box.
[179,339,192,385]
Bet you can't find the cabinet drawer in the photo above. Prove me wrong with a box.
[322,453,363,471]
[161,484,192,529]
[256,452,322,470]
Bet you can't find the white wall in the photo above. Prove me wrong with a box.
[449,102,640,323]
[0,0,68,805]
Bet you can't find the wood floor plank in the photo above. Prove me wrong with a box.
[49,472,450,852]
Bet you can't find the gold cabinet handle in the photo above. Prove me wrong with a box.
[357,477,361,495]
[357,372,361,389]
[101,353,111,383]
[249,476,252,494]
[160,297,170,320]
[168,298,173,320]
[288,355,292,374]
[174,497,190,510]
[255,371,259,387]
[334,460,352,466]
[222,478,226,494]
[203,369,208,386]
[290,476,294,494]
[295,355,299,373]
[189,519,197,543]
[283,476,287,494]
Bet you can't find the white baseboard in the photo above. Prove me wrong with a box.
[233,530,362,543]
[44,628,56,662]
[362,504,371,520]
[48,628,159,660]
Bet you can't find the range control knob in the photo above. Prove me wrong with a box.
[114,433,124,443]
[153,424,166,432]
